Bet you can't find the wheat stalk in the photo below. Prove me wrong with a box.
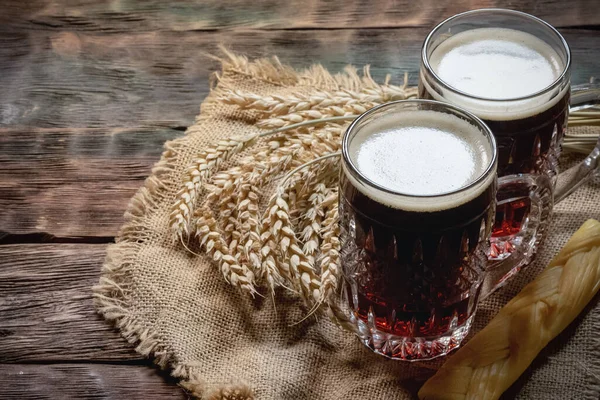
[264,190,321,302]
[219,73,416,117]
[318,193,341,303]
[171,117,352,243]
[568,109,600,124]
[194,207,256,295]
[260,219,285,292]
[208,139,335,293]
[263,153,341,301]
[300,183,329,261]
[295,163,339,250]
[257,112,356,129]
[564,108,600,153]
[256,115,355,135]
[170,135,259,240]
[234,184,264,279]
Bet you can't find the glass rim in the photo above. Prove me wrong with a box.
[421,8,572,103]
[341,99,498,199]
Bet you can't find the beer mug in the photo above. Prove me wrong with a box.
[339,100,499,360]
[419,8,600,293]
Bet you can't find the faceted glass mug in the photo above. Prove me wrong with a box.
[339,99,505,360]
[419,8,600,293]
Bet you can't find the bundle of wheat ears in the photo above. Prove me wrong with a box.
[167,69,599,327]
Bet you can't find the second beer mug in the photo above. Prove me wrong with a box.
[419,9,600,291]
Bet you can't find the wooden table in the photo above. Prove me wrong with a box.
[1,1,599,398]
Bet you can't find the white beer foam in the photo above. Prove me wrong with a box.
[345,110,496,212]
[425,28,568,121]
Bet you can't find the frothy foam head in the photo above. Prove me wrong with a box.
[345,110,495,211]
[425,28,568,121]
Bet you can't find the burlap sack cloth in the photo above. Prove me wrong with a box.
[93,53,600,400]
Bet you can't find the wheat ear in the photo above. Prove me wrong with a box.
[206,141,278,203]
[207,119,347,207]
[210,143,313,293]
[257,110,357,129]
[299,183,328,260]
[318,193,341,303]
[297,167,338,256]
[265,190,321,302]
[267,153,341,301]
[219,74,416,117]
[169,121,324,240]
[260,218,286,292]
[180,132,302,243]
[170,135,259,240]
[194,207,256,295]
[213,125,344,239]
[234,183,264,279]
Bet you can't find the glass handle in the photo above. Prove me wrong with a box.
[481,84,600,299]
[554,83,600,203]
[480,173,553,299]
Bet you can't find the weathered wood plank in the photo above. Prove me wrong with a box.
[0,127,180,237]
[2,0,599,31]
[0,244,141,362]
[1,28,598,130]
[0,364,185,399]
[0,30,213,128]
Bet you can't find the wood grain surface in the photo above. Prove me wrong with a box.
[1,1,599,398]
[0,127,179,237]
[0,364,186,399]
[2,0,599,31]
[0,244,141,362]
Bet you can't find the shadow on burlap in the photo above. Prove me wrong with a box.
[93,52,600,400]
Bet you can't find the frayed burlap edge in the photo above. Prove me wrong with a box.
[584,310,600,399]
[92,48,410,400]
